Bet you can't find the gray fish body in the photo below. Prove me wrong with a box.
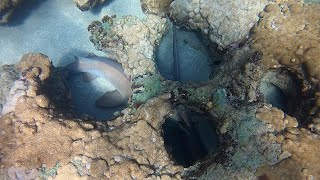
[65,56,132,107]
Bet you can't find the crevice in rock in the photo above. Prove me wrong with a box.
[161,109,220,167]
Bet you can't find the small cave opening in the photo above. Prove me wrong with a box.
[259,69,308,122]
[65,73,127,121]
[155,20,223,83]
[162,109,220,167]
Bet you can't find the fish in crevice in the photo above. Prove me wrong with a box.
[172,25,180,81]
[65,55,132,107]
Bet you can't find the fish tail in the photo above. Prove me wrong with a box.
[173,25,180,81]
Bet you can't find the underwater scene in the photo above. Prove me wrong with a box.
[0,0,319,179]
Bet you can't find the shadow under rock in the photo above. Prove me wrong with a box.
[4,0,48,27]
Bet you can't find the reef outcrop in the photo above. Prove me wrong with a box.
[169,0,268,48]
[0,53,183,179]
[73,0,106,11]
[0,0,23,24]
[251,1,320,132]
[140,0,173,15]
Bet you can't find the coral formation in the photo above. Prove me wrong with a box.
[0,53,183,179]
[169,0,268,48]
[0,0,23,24]
[140,0,173,15]
[256,106,320,179]
[88,15,166,77]
[1,0,320,179]
[0,65,18,113]
[251,1,320,131]
[252,2,320,73]
[73,0,106,11]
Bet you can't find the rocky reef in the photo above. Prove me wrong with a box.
[0,53,183,179]
[73,0,106,11]
[140,0,173,15]
[0,0,23,24]
[169,0,269,48]
[1,0,320,179]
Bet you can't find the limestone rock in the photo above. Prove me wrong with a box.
[73,0,106,11]
[169,0,268,48]
[0,0,24,24]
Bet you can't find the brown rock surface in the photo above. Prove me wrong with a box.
[0,53,183,179]
[257,128,320,179]
[252,2,320,75]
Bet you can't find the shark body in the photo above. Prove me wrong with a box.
[65,56,132,107]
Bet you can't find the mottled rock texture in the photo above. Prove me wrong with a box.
[256,107,320,179]
[73,0,106,11]
[0,0,23,24]
[0,53,183,179]
[140,0,173,15]
[252,1,320,134]
[169,0,268,48]
[252,2,320,73]
[0,65,18,113]
[89,15,166,77]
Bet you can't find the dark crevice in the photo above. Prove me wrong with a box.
[162,109,220,167]
[259,68,311,125]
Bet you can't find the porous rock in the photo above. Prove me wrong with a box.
[169,0,268,48]
[73,0,106,11]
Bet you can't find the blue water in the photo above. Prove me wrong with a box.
[0,0,144,66]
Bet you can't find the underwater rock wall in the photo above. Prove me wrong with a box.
[169,0,268,48]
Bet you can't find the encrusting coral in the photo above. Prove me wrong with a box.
[256,106,320,179]
[251,1,320,131]
[0,53,183,179]
[0,0,24,24]
[88,15,167,78]
[248,2,320,178]
[169,0,268,48]
[73,0,106,11]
